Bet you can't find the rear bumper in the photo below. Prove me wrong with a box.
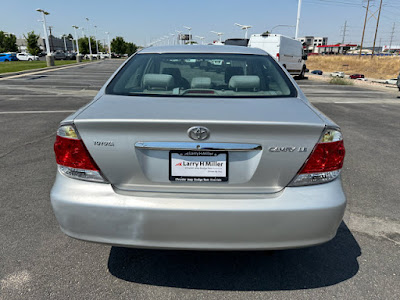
[51,173,346,250]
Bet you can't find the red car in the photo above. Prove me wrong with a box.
[350,74,365,79]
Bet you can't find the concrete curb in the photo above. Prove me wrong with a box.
[0,60,104,78]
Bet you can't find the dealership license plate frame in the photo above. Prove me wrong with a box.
[169,150,228,182]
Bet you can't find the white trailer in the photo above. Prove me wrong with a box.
[248,33,307,78]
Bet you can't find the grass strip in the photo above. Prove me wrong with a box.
[0,60,79,74]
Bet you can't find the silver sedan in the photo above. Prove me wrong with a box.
[51,45,346,250]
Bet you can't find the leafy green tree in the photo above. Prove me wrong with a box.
[78,37,89,54]
[125,42,137,56]
[111,36,127,54]
[78,36,97,55]
[0,31,5,52]
[24,31,41,55]
[0,31,18,52]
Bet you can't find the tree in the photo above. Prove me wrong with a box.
[78,36,96,55]
[111,36,127,54]
[125,42,137,56]
[24,31,41,55]
[0,31,18,52]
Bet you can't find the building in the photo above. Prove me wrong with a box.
[16,35,75,53]
[297,36,328,53]
[317,44,357,54]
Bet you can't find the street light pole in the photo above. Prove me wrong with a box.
[36,8,54,66]
[62,35,67,52]
[176,30,182,45]
[234,23,252,39]
[72,25,81,62]
[211,31,224,43]
[85,18,93,60]
[94,25,99,57]
[105,32,111,58]
[295,0,302,39]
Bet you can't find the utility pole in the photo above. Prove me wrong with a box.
[359,0,370,58]
[295,0,302,39]
[371,0,383,57]
[389,22,396,54]
[341,21,348,44]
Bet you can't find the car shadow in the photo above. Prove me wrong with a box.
[107,222,360,291]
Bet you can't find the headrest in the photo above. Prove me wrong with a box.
[162,68,182,79]
[191,77,212,89]
[229,75,260,90]
[225,66,244,83]
[143,74,174,90]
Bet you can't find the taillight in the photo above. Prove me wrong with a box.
[54,125,106,183]
[276,53,280,61]
[289,128,345,186]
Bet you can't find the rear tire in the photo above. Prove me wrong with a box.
[5,59,9,62]
[298,66,306,79]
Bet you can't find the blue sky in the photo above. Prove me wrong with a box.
[1,0,400,47]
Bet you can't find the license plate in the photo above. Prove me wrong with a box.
[169,150,228,182]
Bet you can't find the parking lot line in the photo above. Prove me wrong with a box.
[0,110,75,114]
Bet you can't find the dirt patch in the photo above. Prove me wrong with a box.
[307,56,400,79]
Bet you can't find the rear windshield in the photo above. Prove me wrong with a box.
[106,53,297,98]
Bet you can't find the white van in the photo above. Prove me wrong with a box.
[248,34,307,78]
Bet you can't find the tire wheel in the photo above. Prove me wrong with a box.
[5,59,9,62]
[28,58,32,61]
[298,66,306,79]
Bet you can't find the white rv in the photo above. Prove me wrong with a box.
[248,33,307,78]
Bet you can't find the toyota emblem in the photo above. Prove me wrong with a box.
[188,126,210,140]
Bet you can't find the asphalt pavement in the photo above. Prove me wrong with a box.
[0,61,399,299]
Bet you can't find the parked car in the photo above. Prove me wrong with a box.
[0,53,18,62]
[384,78,398,85]
[51,45,346,250]
[349,74,365,79]
[65,52,76,60]
[16,53,39,61]
[397,73,400,91]
[330,71,345,78]
[53,51,66,60]
[311,70,323,75]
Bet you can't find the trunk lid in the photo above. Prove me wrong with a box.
[74,95,325,194]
